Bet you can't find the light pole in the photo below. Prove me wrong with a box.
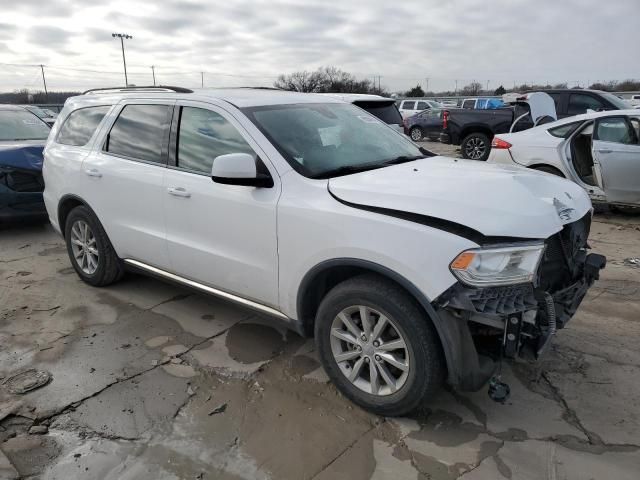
[112,33,132,86]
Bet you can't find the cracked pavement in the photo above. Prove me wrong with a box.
[1,208,639,479]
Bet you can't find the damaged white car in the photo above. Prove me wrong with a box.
[488,109,640,211]
[44,87,606,415]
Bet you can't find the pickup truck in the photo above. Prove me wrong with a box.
[440,92,557,160]
[440,89,628,160]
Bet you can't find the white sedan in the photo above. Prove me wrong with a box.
[488,110,640,210]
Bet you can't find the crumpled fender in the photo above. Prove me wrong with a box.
[0,146,44,172]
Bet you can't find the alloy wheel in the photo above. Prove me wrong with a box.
[410,128,422,141]
[330,305,410,396]
[465,137,486,160]
[70,220,99,275]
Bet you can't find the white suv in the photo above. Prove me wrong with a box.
[43,87,605,415]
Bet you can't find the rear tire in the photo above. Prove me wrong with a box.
[410,127,423,142]
[315,274,444,416]
[64,205,124,287]
[461,132,490,161]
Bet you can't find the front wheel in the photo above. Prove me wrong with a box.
[461,132,490,161]
[315,274,444,416]
[410,127,423,142]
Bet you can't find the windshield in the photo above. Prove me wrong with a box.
[601,92,632,109]
[243,103,426,179]
[0,110,50,141]
[24,106,50,118]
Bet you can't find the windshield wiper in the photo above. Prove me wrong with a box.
[382,155,427,166]
[313,162,385,179]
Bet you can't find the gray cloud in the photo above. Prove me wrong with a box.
[1,0,638,92]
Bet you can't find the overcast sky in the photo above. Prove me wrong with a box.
[0,0,638,93]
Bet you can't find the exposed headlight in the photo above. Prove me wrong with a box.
[450,244,545,287]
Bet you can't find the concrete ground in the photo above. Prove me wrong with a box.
[1,203,639,479]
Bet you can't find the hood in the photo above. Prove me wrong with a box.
[0,142,45,172]
[328,156,591,241]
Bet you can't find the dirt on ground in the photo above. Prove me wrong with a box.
[1,207,639,479]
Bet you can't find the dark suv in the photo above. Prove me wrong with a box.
[542,89,630,118]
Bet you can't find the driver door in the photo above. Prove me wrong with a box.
[162,101,281,307]
[592,116,640,206]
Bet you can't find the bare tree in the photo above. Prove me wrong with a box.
[274,70,324,92]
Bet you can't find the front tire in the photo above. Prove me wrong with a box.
[315,274,444,416]
[64,205,124,287]
[410,127,423,142]
[461,132,490,161]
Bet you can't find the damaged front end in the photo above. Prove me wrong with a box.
[0,145,46,220]
[435,212,606,393]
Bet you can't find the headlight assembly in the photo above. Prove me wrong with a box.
[450,244,545,287]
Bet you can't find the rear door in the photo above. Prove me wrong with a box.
[592,115,640,205]
[81,100,174,269]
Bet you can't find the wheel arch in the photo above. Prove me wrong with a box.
[296,258,456,380]
[460,127,493,141]
[529,164,566,177]
[57,194,95,238]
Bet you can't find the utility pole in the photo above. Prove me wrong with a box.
[486,80,490,92]
[151,65,156,86]
[455,80,458,95]
[40,64,48,100]
[425,77,429,92]
[201,72,204,88]
[112,33,133,86]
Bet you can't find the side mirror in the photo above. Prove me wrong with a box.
[211,153,273,188]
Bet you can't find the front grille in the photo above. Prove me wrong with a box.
[0,169,44,193]
[442,283,537,315]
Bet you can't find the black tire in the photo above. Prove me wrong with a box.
[532,165,565,177]
[64,205,124,287]
[409,126,423,142]
[314,274,444,416]
[610,204,640,215]
[461,132,491,161]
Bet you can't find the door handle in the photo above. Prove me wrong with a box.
[85,168,102,178]
[167,187,191,198]
[597,149,612,154]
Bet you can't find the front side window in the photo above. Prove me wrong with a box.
[243,103,427,179]
[416,101,428,110]
[462,99,475,109]
[595,117,638,145]
[568,94,605,115]
[402,101,415,110]
[104,104,170,163]
[57,106,111,146]
[0,110,50,141]
[176,106,256,174]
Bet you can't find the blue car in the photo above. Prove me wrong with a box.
[0,105,50,222]
[404,108,445,142]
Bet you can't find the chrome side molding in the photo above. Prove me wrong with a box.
[123,259,290,321]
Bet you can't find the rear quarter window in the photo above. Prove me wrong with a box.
[548,122,581,138]
[56,106,111,146]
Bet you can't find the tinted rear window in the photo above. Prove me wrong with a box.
[104,104,170,163]
[56,106,111,146]
[354,102,403,125]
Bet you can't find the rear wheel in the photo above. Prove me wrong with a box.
[410,126,423,142]
[315,274,444,416]
[64,205,124,287]
[461,132,490,161]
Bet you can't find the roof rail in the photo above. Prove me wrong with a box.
[83,85,193,95]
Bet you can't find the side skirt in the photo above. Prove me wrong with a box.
[123,259,305,335]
